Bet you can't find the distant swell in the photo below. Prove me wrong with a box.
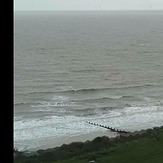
[16,91,55,96]
[72,69,102,73]
[70,96,135,103]
[14,102,33,106]
[58,84,155,94]
[15,84,156,97]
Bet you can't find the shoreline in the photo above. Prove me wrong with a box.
[14,125,163,162]
[14,125,163,152]
[28,130,119,151]
[15,130,119,152]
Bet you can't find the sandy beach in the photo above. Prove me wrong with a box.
[27,130,118,151]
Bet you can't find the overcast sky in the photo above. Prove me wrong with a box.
[14,0,163,11]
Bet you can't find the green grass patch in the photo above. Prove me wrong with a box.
[14,127,163,163]
[55,128,163,163]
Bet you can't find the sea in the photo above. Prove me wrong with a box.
[14,11,163,151]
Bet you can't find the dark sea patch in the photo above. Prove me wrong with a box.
[69,95,140,104]
[56,84,156,94]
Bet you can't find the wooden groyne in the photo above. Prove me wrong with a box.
[87,121,129,134]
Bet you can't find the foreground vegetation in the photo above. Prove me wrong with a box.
[14,126,163,163]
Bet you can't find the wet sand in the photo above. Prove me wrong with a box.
[28,130,118,151]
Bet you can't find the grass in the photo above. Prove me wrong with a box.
[54,128,163,163]
[14,127,163,163]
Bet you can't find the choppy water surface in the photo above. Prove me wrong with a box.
[14,11,163,150]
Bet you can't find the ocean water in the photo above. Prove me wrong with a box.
[14,11,163,151]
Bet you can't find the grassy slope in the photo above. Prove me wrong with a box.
[56,129,163,163]
[14,128,163,163]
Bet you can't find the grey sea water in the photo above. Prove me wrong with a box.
[14,11,163,150]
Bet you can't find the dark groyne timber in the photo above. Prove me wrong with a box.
[87,121,129,134]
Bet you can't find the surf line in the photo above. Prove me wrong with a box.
[87,121,129,134]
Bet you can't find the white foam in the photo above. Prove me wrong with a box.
[30,101,77,108]
[14,105,163,150]
[52,95,70,101]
